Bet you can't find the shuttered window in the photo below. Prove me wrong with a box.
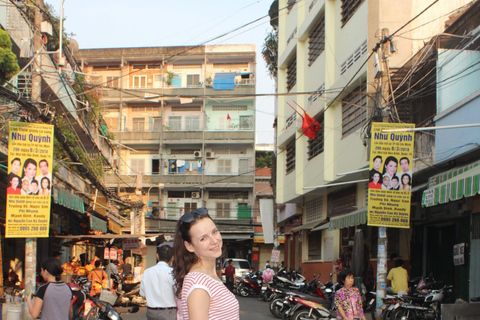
[286,140,295,175]
[342,83,367,138]
[341,0,365,27]
[286,57,297,92]
[308,15,325,66]
[307,113,324,159]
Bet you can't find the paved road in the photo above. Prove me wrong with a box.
[118,295,277,320]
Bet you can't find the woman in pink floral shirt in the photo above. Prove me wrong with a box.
[334,269,366,320]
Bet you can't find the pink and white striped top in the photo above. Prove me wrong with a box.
[181,271,239,320]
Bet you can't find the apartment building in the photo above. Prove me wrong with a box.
[275,0,472,283]
[76,45,257,258]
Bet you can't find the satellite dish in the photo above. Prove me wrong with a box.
[69,39,79,53]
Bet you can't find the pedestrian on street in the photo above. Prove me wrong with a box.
[172,207,239,320]
[88,260,108,297]
[224,259,236,292]
[387,259,409,294]
[26,257,73,320]
[140,244,177,320]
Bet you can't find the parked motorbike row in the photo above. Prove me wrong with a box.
[234,269,455,320]
[69,276,140,320]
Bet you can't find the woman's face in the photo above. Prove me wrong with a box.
[12,160,21,174]
[385,160,397,176]
[402,175,410,185]
[24,163,36,179]
[21,179,29,191]
[372,173,380,183]
[344,274,354,288]
[42,179,49,189]
[11,177,19,188]
[373,158,382,170]
[184,218,223,262]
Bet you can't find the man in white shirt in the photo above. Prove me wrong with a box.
[140,244,176,320]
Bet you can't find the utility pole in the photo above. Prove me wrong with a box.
[375,28,391,320]
[25,0,44,307]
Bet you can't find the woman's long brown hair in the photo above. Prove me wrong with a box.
[172,214,212,297]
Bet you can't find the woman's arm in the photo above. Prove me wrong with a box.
[26,294,43,319]
[336,305,349,320]
[187,288,211,320]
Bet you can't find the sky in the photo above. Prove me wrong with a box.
[46,0,276,145]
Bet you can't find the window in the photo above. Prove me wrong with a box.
[130,159,145,174]
[308,230,322,260]
[187,74,200,87]
[342,83,367,137]
[152,117,162,131]
[286,57,297,92]
[286,140,295,175]
[168,116,181,130]
[216,203,231,218]
[184,202,198,214]
[212,105,248,111]
[172,105,202,112]
[287,0,296,12]
[239,115,253,129]
[209,191,248,199]
[239,158,251,175]
[153,74,163,88]
[327,186,356,218]
[106,76,119,88]
[218,159,232,174]
[104,117,118,131]
[307,113,324,159]
[152,159,159,174]
[306,197,323,223]
[132,75,147,88]
[308,15,325,66]
[341,0,365,27]
[185,116,200,131]
[132,118,145,131]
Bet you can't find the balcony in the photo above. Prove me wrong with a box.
[103,173,254,188]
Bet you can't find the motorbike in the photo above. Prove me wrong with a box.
[273,270,306,290]
[279,290,335,320]
[236,270,264,297]
[391,285,453,320]
[73,276,139,320]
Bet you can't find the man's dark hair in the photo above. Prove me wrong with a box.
[391,176,399,182]
[95,260,102,268]
[399,157,409,165]
[228,259,233,264]
[157,245,173,262]
[395,259,404,267]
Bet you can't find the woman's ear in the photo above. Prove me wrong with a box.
[184,240,195,253]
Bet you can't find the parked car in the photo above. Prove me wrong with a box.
[221,259,252,282]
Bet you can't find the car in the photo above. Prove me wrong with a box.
[221,258,252,282]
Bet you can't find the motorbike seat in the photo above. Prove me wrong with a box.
[402,295,425,303]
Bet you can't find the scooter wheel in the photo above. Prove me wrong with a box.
[237,283,250,297]
[292,309,317,320]
[85,306,100,320]
[269,298,284,319]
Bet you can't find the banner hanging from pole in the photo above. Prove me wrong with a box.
[6,121,54,238]
[367,122,415,228]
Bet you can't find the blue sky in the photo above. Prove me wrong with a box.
[47,0,276,144]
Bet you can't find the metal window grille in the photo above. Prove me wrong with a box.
[286,140,295,175]
[308,15,325,66]
[170,149,198,155]
[286,57,297,92]
[340,0,365,27]
[307,113,324,159]
[172,105,202,112]
[213,63,249,70]
[212,105,248,111]
[342,82,367,137]
[306,197,323,223]
[209,191,248,200]
[287,0,296,12]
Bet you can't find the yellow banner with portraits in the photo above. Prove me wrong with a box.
[6,122,54,237]
[367,122,415,228]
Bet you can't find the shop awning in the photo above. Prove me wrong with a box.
[328,207,367,231]
[89,215,108,233]
[213,72,236,90]
[53,188,85,214]
[291,219,327,232]
[108,220,123,234]
[422,162,480,207]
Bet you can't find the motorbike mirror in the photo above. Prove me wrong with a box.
[128,306,140,313]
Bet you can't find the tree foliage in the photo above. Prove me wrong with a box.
[261,30,278,80]
[256,152,274,168]
[0,29,20,84]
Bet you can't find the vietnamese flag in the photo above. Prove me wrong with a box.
[286,101,321,140]
[227,114,231,120]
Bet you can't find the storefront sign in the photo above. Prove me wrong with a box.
[270,249,280,263]
[109,248,118,260]
[122,238,139,250]
[367,122,415,228]
[6,122,54,238]
[453,243,465,266]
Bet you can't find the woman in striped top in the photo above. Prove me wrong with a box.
[173,208,239,320]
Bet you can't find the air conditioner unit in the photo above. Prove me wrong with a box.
[206,151,215,158]
[192,192,201,199]
[194,151,202,157]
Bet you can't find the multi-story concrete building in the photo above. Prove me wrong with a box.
[275,0,472,285]
[76,45,257,258]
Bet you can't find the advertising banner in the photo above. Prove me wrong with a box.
[367,122,415,228]
[6,122,54,237]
